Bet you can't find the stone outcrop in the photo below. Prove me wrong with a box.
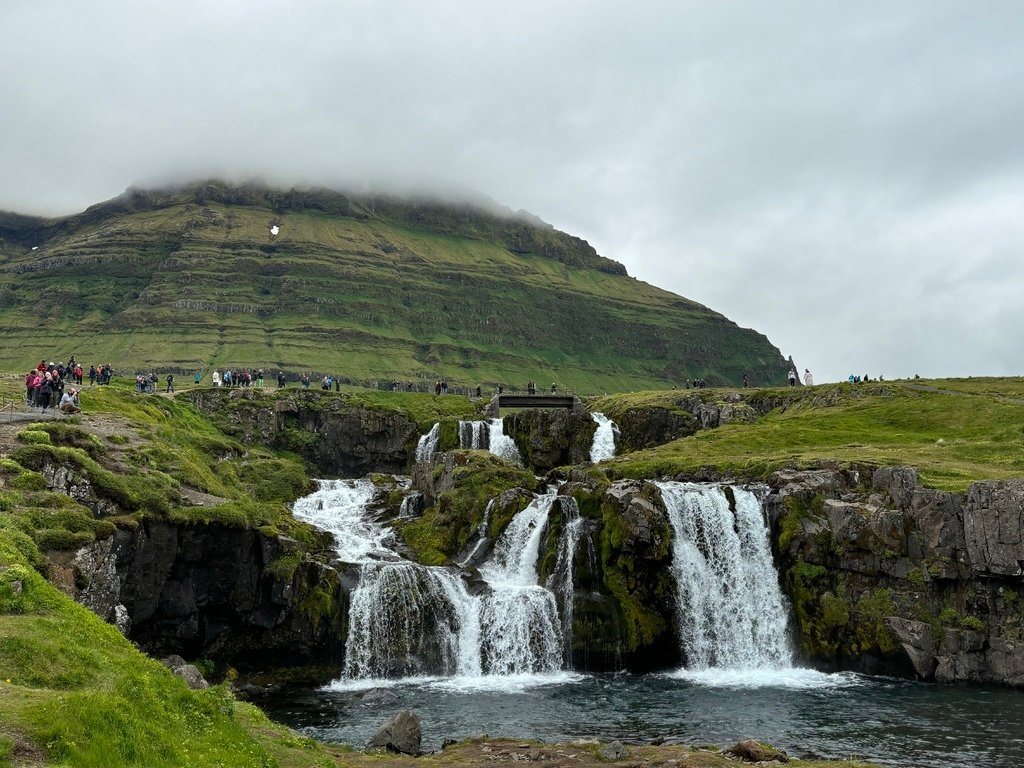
[965,480,1024,577]
[503,409,596,472]
[366,710,422,755]
[613,407,697,452]
[768,465,1024,686]
[49,521,347,670]
[188,389,420,476]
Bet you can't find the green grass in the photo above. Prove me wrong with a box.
[603,379,1024,491]
[0,537,332,767]
[0,378,321,567]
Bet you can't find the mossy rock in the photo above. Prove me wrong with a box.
[16,429,51,445]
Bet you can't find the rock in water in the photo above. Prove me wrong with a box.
[725,739,788,763]
[598,740,627,761]
[366,710,422,755]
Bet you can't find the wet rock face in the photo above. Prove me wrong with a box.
[58,521,346,669]
[772,466,1024,686]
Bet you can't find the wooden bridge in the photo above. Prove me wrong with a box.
[483,392,583,417]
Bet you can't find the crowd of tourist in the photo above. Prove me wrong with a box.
[23,357,112,414]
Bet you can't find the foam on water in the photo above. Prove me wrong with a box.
[666,667,865,690]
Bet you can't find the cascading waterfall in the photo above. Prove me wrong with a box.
[589,412,619,462]
[478,492,564,674]
[293,479,478,678]
[458,418,523,465]
[457,499,493,568]
[415,423,440,462]
[344,563,481,679]
[657,481,793,670]
[293,479,577,681]
[487,418,523,465]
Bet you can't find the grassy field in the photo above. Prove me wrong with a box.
[600,378,1024,491]
[0,184,789,392]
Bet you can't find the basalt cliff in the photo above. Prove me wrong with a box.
[4,381,1019,691]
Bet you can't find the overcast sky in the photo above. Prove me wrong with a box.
[3,1,1022,382]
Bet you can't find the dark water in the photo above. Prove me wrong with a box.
[263,670,1024,767]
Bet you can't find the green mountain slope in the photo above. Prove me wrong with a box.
[0,183,787,391]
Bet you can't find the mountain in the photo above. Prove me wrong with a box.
[0,182,787,391]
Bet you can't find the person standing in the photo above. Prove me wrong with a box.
[194,371,202,385]
[804,369,814,386]
[166,373,175,393]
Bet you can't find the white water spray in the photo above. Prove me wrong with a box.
[589,412,618,462]
[657,482,793,671]
[478,492,564,673]
[415,423,440,462]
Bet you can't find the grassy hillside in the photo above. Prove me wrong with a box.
[598,377,1024,492]
[0,183,788,392]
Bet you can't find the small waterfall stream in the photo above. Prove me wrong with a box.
[459,420,488,449]
[589,412,618,462]
[656,482,793,671]
[459,419,522,465]
[415,423,441,462]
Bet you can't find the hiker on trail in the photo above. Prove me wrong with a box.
[787,369,797,387]
[89,366,96,386]
[59,389,81,414]
[434,381,441,396]
[212,370,221,387]
[551,383,557,394]
[743,374,749,388]
[804,369,814,386]
[277,371,286,388]
[194,371,201,385]
[166,374,175,393]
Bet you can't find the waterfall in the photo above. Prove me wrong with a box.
[657,482,793,670]
[344,562,481,678]
[478,493,564,674]
[415,423,440,462]
[293,479,577,681]
[486,418,522,465]
[589,412,619,462]
[458,418,522,465]
[459,420,488,449]
[545,498,584,658]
